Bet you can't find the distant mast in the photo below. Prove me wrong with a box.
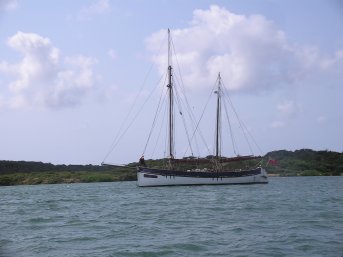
[167,28,174,159]
[215,73,222,159]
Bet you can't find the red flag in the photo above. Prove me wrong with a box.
[267,158,278,165]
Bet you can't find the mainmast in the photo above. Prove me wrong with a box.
[215,73,222,159]
[167,29,174,159]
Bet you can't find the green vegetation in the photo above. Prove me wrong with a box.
[265,149,343,176]
[0,161,136,186]
[0,149,342,186]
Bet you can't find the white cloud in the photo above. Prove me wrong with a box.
[146,5,342,94]
[46,55,97,108]
[277,100,299,117]
[0,31,98,109]
[271,100,299,128]
[8,95,27,109]
[2,31,59,93]
[77,0,110,20]
[295,46,343,77]
[0,0,18,11]
[320,50,343,71]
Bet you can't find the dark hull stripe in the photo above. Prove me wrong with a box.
[138,167,262,178]
[137,182,268,187]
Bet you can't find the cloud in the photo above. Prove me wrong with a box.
[0,31,98,109]
[46,55,97,108]
[270,100,300,128]
[77,0,110,20]
[277,100,299,117]
[0,0,18,11]
[319,50,343,72]
[146,5,342,93]
[1,31,59,93]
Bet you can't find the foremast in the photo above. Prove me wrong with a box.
[215,73,222,159]
[213,73,224,171]
[167,29,175,166]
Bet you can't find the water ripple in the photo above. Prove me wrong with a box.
[0,177,342,257]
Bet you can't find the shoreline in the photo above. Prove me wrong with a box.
[1,172,341,186]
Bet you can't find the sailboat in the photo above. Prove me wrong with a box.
[136,29,268,187]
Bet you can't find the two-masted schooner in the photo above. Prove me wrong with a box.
[136,29,268,187]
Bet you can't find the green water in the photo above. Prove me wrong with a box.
[0,177,342,256]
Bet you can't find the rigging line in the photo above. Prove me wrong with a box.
[173,74,200,156]
[102,86,148,163]
[151,95,168,158]
[223,91,253,155]
[171,40,199,132]
[171,37,188,103]
[170,37,208,157]
[174,83,194,157]
[212,110,216,157]
[170,33,214,157]
[103,72,167,163]
[221,84,254,155]
[241,121,263,155]
[170,39,196,127]
[222,96,238,156]
[255,158,263,168]
[102,32,168,163]
[183,77,220,157]
[142,78,168,155]
[164,113,168,159]
[174,73,208,157]
[183,95,212,157]
[170,71,175,158]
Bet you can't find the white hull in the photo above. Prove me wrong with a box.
[137,168,268,187]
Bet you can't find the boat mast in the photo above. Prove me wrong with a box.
[215,73,222,159]
[167,29,174,159]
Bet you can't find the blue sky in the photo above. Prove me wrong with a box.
[0,0,342,164]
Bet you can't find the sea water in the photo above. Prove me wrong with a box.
[0,177,342,257]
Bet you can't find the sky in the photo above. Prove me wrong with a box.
[0,0,342,165]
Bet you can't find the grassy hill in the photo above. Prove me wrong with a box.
[265,149,343,176]
[0,161,136,186]
[0,149,342,186]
